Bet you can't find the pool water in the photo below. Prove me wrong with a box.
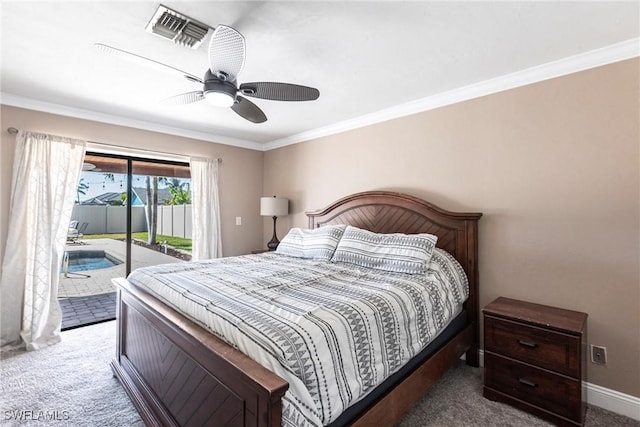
[68,257,116,272]
[62,250,122,273]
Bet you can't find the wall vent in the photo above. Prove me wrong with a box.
[145,5,211,50]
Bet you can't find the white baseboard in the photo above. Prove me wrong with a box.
[585,382,640,421]
[475,350,640,421]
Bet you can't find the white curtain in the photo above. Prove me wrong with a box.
[0,131,86,351]
[190,157,222,260]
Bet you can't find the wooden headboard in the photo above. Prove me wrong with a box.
[307,190,483,364]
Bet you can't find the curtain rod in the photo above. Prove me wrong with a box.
[6,127,221,163]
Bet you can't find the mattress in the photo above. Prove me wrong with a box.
[126,248,468,426]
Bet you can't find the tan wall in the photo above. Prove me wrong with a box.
[0,106,264,262]
[264,59,640,397]
[1,60,637,398]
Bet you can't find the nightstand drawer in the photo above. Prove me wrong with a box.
[484,353,582,422]
[485,315,580,377]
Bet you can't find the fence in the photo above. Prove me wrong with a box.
[157,204,192,239]
[71,204,192,239]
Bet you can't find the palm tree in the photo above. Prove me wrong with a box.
[143,177,191,244]
[76,178,89,204]
[145,176,159,245]
[102,172,115,189]
[166,179,191,205]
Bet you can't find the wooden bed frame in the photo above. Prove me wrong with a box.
[111,190,482,427]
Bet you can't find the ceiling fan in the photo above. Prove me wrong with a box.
[95,25,319,123]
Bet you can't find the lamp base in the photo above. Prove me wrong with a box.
[267,239,279,251]
[267,216,280,251]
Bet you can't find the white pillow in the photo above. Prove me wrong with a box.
[276,225,346,261]
[331,226,438,274]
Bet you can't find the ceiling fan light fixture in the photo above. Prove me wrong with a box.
[204,90,235,107]
[203,77,237,107]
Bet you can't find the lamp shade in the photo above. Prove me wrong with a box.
[260,197,288,216]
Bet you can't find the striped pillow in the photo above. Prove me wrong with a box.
[276,225,346,261]
[331,226,438,274]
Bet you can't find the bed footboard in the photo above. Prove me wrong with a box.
[110,278,289,427]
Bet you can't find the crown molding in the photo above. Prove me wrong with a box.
[263,37,640,151]
[0,93,263,151]
[2,38,638,153]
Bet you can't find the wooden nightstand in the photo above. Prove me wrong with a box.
[483,297,588,426]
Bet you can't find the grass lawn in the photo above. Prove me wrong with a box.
[83,232,192,252]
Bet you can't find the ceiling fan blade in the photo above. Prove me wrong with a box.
[161,91,205,106]
[208,25,245,82]
[231,96,267,123]
[239,82,320,101]
[95,43,203,84]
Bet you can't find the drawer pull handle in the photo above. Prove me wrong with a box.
[517,339,538,349]
[518,378,538,388]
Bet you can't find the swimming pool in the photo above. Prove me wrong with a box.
[63,250,123,273]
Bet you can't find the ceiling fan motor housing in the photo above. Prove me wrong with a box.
[203,70,237,106]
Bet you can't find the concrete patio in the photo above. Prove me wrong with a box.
[60,292,117,330]
[58,238,185,329]
[59,238,183,298]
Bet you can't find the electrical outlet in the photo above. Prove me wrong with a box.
[235,216,242,226]
[591,345,607,365]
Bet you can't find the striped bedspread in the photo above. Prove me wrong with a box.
[126,249,468,426]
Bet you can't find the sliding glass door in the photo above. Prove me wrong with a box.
[61,154,128,329]
[60,152,190,329]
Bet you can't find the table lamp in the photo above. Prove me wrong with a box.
[260,196,289,250]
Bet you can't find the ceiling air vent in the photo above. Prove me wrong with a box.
[145,5,211,50]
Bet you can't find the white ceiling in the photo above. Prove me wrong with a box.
[1,2,638,150]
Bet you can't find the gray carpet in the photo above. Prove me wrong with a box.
[0,322,143,427]
[0,321,637,427]
[398,360,639,427]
